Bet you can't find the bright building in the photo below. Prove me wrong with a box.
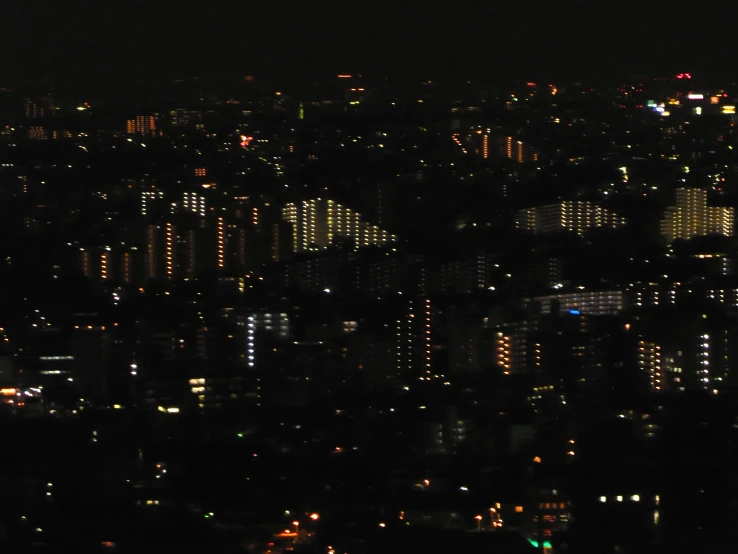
[282,198,396,252]
[660,188,734,243]
[515,201,626,236]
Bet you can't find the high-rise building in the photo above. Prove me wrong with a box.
[515,201,627,236]
[524,290,624,316]
[269,221,293,263]
[495,332,512,375]
[81,247,106,281]
[660,188,734,243]
[437,253,491,294]
[282,198,396,253]
[169,108,202,128]
[141,191,167,217]
[25,100,46,119]
[71,321,112,403]
[467,132,539,162]
[395,297,433,383]
[80,245,145,284]
[164,222,176,279]
[180,192,206,217]
[127,116,156,135]
[28,126,47,140]
[497,135,539,163]
[216,217,227,269]
[145,223,176,280]
[120,247,139,284]
[637,340,663,391]
[181,228,199,279]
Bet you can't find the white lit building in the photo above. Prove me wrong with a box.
[395,298,433,383]
[524,290,624,316]
[282,198,396,252]
[181,192,206,217]
[141,191,166,216]
[660,188,734,244]
[515,201,627,236]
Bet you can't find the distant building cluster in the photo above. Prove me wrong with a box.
[4,73,738,552]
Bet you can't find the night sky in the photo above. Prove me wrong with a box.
[3,0,737,87]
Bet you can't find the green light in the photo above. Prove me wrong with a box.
[237,433,244,438]
[527,539,552,549]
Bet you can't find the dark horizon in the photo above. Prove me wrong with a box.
[3,0,738,90]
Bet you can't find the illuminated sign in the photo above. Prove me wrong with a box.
[0,388,16,396]
[687,94,704,100]
[723,106,736,114]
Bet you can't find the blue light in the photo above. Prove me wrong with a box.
[569,309,580,315]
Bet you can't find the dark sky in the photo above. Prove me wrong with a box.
[3,0,737,87]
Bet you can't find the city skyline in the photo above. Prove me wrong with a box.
[2,65,738,552]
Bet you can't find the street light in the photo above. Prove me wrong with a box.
[474,514,483,531]
[309,513,319,521]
